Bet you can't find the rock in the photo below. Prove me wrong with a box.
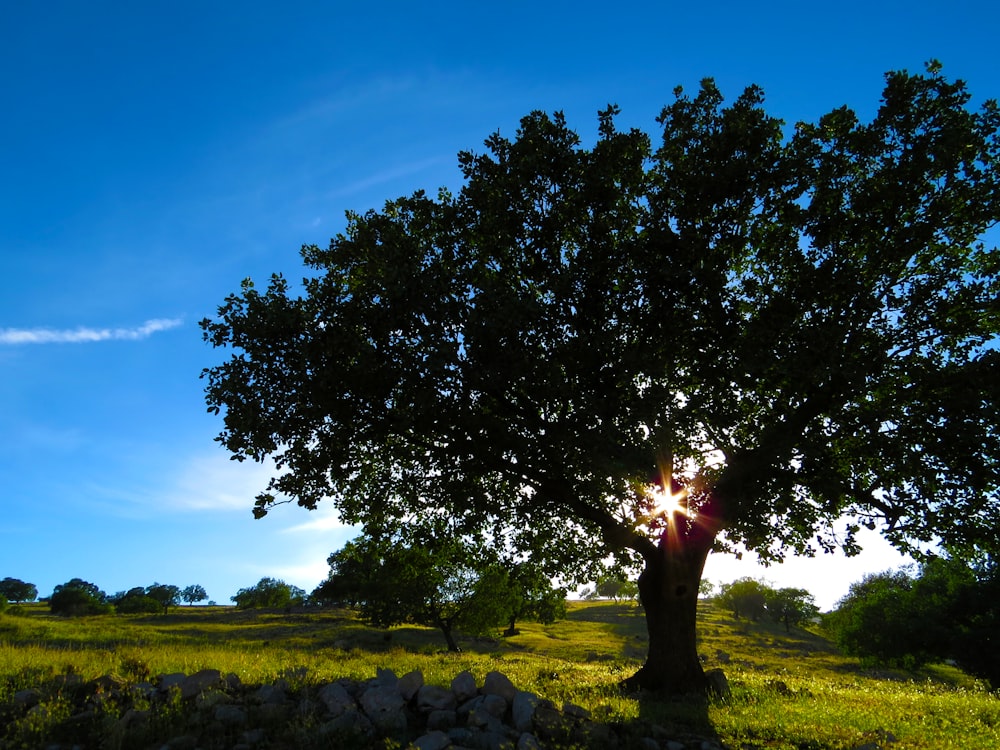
[427,708,457,731]
[451,670,478,703]
[376,667,398,686]
[562,701,590,720]
[412,729,452,750]
[254,683,287,704]
[180,669,223,699]
[482,693,508,718]
[482,671,517,703]
[417,683,458,713]
[318,681,355,716]
[706,668,731,700]
[399,669,424,701]
[213,703,248,727]
[512,690,539,732]
[359,683,407,734]
[517,733,543,750]
[157,673,187,692]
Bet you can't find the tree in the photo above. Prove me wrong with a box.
[181,584,209,605]
[201,64,1000,694]
[49,579,111,617]
[115,589,162,614]
[827,556,1000,684]
[765,587,819,632]
[145,583,181,614]
[0,577,37,604]
[313,533,515,651]
[500,562,567,636]
[717,578,769,622]
[232,577,305,610]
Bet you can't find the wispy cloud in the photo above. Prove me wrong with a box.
[0,318,182,345]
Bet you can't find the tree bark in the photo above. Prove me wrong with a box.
[623,511,716,695]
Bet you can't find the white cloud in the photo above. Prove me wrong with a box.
[0,318,182,345]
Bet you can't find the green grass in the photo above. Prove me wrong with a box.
[1,600,998,749]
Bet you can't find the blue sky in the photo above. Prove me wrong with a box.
[1,1,997,610]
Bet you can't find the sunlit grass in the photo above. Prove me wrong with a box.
[1,599,998,748]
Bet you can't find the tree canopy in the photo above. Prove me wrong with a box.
[231,577,306,610]
[0,577,37,604]
[202,63,1000,693]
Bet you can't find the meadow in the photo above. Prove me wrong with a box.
[1,599,998,749]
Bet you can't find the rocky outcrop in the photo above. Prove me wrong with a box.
[0,667,730,750]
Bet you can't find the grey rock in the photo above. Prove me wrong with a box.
[318,681,355,717]
[481,693,508,718]
[180,669,223,699]
[376,666,398,686]
[359,683,408,734]
[399,669,425,701]
[482,671,517,703]
[418,683,458,713]
[638,739,660,750]
[562,701,590,720]
[412,729,452,750]
[157,673,186,692]
[427,708,458,731]
[512,691,539,732]
[254,683,287,704]
[213,704,248,727]
[517,733,543,750]
[451,670,478,703]
[705,668,731,700]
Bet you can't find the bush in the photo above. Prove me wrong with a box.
[232,578,305,609]
[116,595,163,614]
[49,579,111,617]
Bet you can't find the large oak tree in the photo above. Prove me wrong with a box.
[202,63,1000,694]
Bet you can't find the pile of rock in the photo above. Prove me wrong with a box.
[4,666,729,749]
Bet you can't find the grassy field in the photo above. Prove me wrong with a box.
[1,599,998,749]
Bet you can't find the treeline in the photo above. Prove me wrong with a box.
[825,555,1000,689]
[0,578,210,616]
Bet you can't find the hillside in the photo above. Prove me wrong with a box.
[1,599,997,748]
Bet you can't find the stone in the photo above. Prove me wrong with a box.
[512,690,539,732]
[517,733,543,750]
[180,669,223,699]
[254,683,287,704]
[412,730,452,750]
[376,666,398,686]
[157,673,187,692]
[451,670,478,703]
[706,668,731,700]
[398,669,424,701]
[417,683,458,713]
[482,693,508,718]
[532,705,569,743]
[320,708,374,739]
[562,701,590,720]
[482,671,517,703]
[427,708,457,731]
[213,704,248,727]
[359,683,408,734]
[318,681,355,717]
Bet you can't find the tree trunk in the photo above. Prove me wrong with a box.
[437,620,461,652]
[623,513,715,695]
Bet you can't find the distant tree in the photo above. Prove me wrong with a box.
[202,64,1000,694]
[765,587,820,632]
[699,580,716,598]
[717,578,770,622]
[49,579,111,617]
[0,578,38,604]
[828,556,1000,684]
[145,583,181,614]
[594,576,638,603]
[232,577,305,610]
[181,584,208,605]
[500,563,567,636]
[115,592,162,614]
[314,533,514,651]
[826,568,935,668]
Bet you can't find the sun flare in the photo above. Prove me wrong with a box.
[648,483,688,518]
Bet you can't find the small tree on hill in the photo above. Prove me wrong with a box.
[50,579,111,617]
[500,562,567,636]
[115,588,162,614]
[765,587,819,632]
[314,533,515,651]
[232,578,305,610]
[181,584,208,605]
[146,584,181,615]
[0,577,38,604]
[717,578,769,622]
